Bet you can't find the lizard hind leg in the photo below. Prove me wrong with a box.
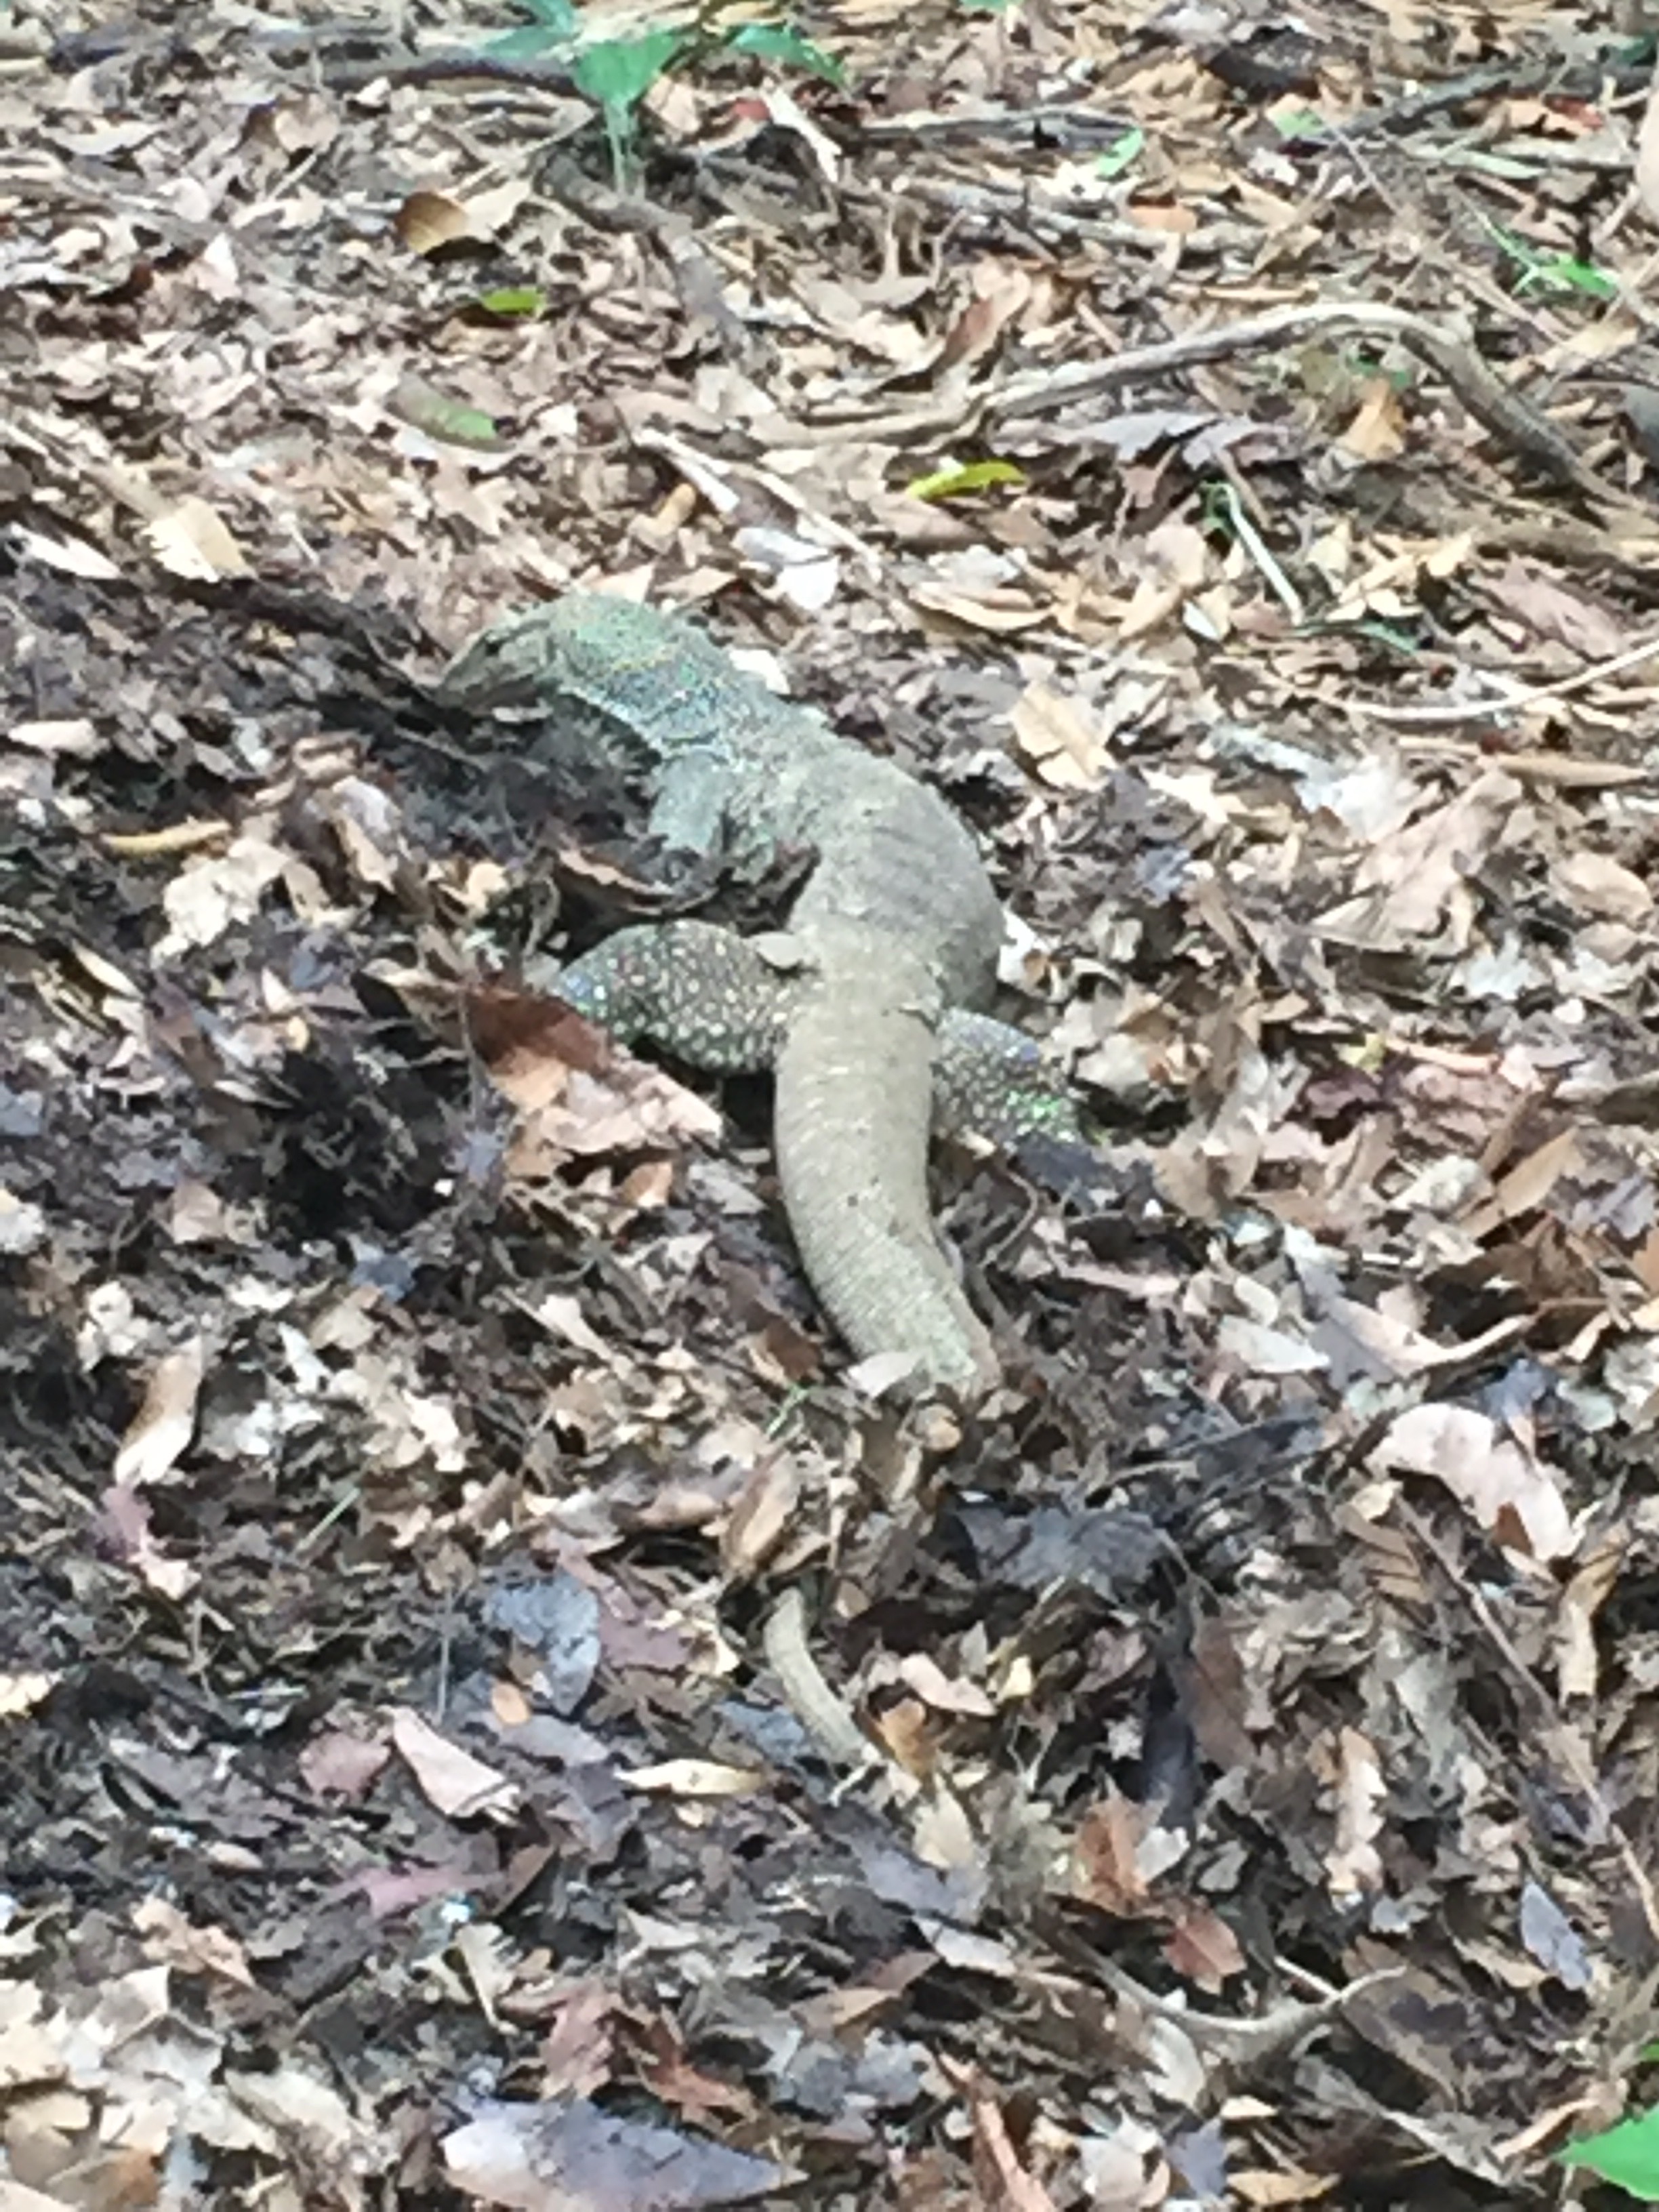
[934,1009,1084,1147]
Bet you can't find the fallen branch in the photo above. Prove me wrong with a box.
[989,300,1629,507]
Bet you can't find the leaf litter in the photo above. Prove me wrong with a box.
[5,0,1659,2205]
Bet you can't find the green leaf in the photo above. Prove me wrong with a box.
[388,375,503,450]
[958,0,1016,14]
[1094,125,1144,180]
[906,459,1026,500]
[1560,2108,1659,2197]
[474,286,546,317]
[1338,348,1412,392]
[485,2,579,62]
[1517,252,1618,301]
[1271,106,1326,140]
[573,29,683,113]
[1485,222,1616,299]
[485,27,567,59]
[726,22,846,87]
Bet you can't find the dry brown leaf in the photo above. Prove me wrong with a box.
[1555,849,1654,925]
[912,1786,979,1873]
[890,1652,996,1719]
[133,1898,255,1988]
[1367,1403,1574,1561]
[873,1696,935,1777]
[1072,1793,1162,1914]
[473,987,721,1164]
[158,833,290,954]
[1555,1530,1624,1702]
[394,189,476,253]
[1216,1313,1327,1376]
[1492,560,1631,657]
[1338,377,1408,463]
[720,1452,802,1578]
[938,260,1033,371]
[1232,2170,1341,2206]
[9,717,101,756]
[1121,518,1209,640]
[444,2099,794,2209]
[1324,1726,1385,1899]
[390,1708,521,1821]
[1163,1905,1245,1991]
[958,2066,1061,2212]
[909,584,1051,632]
[527,1292,612,1359]
[12,525,123,580]
[0,1190,47,1259]
[112,1336,206,1486]
[1316,771,1518,948]
[97,1483,198,1599]
[1008,682,1114,790]
[299,1728,390,1802]
[1458,1129,1582,1241]
[102,817,230,857]
[145,496,248,581]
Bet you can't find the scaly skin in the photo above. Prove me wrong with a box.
[438,594,1078,1392]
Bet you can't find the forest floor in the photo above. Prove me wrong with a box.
[5,1,1659,2206]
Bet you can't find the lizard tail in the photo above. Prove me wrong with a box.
[773,991,998,1395]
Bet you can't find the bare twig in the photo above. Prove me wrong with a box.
[1348,628,1659,724]
[990,300,1627,506]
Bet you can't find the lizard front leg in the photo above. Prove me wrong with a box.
[546,919,790,1073]
[545,922,1081,1141]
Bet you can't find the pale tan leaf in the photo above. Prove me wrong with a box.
[132,1898,255,1988]
[1009,682,1113,789]
[146,496,248,581]
[8,717,100,756]
[720,1452,802,1578]
[1368,1403,1574,1560]
[394,188,474,253]
[1325,1726,1385,1898]
[620,1759,766,1797]
[1338,377,1408,462]
[909,584,1050,632]
[1458,1130,1582,1240]
[1556,1531,1624,1702]
[1556,848,1654,925]
[1232,2170,1341,2206]
[113,1336,206,1486]
[390,1708,521,1820]
[1164,1904,1246,1991]
[12,525,123,579]
[0,1672,56,1719]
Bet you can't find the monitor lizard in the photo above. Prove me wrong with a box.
[437,593,1081,1394]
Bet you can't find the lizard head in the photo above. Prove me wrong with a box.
[436,594,700,720]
